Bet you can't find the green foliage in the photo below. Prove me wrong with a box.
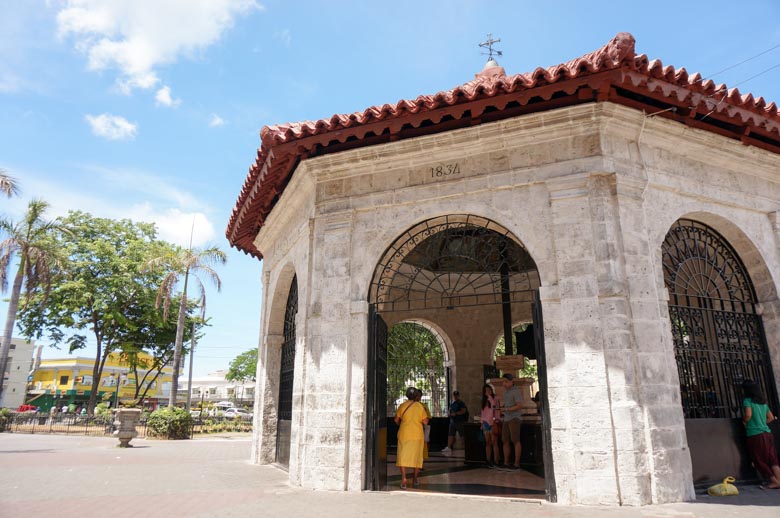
[226,349,258,383]
[387,322,446,415]
[95,402,111,416]
[146,407,193,440]
[93,403,113,424]
[16,211,183,413]
[0,408,11,431]
[0,169,19,198]
[146,245,226,408]
[0,199,64,401]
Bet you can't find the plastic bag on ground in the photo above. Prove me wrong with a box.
[706,476,739,496]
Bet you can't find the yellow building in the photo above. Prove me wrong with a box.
[27,352,173,411]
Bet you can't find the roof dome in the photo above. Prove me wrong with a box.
[475,58,506,79]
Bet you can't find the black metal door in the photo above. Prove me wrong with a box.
[662,220,778,485]
[365,305,388,490]
[276,276,298,467]
[532,290,556,503]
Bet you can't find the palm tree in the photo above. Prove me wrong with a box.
[148,245,226,408]
[0,199,61,400]
[0,169,19,198]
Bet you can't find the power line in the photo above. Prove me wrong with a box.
[699,42,780,83]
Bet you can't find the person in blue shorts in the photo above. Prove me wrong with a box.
[441,390,467,453]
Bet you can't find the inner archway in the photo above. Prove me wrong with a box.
[365,214,551,499]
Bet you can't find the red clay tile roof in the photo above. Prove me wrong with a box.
[227,32,780,259]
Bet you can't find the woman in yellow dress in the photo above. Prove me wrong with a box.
[395,387,430,489]
[414,388,432,460]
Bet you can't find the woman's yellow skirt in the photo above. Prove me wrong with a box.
[396,438,424,468]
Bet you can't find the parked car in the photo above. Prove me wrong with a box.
[223,408,252,420]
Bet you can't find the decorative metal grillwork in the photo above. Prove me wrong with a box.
[279,276,298,421]
[663,219,776,419]
[386,322,447,417]
[370,214,540,312]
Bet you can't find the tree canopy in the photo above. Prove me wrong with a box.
[17,211,184,413]
[146,245,227,408]
[0,199,62,400]
[387,322,446,416]
[226,348,258,383]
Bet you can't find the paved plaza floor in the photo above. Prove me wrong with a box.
[0,432,778,518]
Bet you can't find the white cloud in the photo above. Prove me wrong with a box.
[85,113,138,140]
[57,0,262,94]
[5,167,216,248]
[155,85,181,107]
[209,113,225,127]
[0,73,25,94]
[274,29,291,48]
[127,204,216,246]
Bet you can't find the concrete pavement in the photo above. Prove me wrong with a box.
[0,432,778,518]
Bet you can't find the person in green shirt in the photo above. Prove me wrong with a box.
[742,381,780,489]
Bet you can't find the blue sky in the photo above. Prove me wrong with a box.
[2,1,779,376]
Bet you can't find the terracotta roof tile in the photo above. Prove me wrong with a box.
[228,33,780,259]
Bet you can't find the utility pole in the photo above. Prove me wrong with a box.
[185,318,196,412]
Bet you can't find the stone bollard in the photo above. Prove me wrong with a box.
[113,408,141,447]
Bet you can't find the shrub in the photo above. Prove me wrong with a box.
[93,403,113,424]
[0,408,10,432]
[146,408,193,440]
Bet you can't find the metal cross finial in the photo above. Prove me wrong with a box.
[479,33,503,61]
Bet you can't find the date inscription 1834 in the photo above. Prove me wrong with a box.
[429,163,461,179]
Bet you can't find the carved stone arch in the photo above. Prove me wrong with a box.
[356,210,552,310]
[369,213,541,312]
[384,316,454,364]
[266,263,298,338]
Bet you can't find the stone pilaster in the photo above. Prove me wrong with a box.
[298,211,354,490]
[347,300,369,491]
[585,173,652,505]
[612,174,694,503]
[254,333,283,464]
[545,174,621,505]
[759,297,780,393]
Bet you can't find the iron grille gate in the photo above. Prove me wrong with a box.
[276,276,298,467]
[386,322,448,418]
[662,219,777,483]
[365,305,388,491]
[532,291,556,503]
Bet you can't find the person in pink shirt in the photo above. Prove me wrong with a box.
[480,384,500,467]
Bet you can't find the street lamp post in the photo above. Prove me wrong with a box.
[113,373,124,408]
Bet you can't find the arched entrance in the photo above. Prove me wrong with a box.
[662,219,778,484]
[276,275,298,467]
[365,214,553,499]
[386,321,449,419]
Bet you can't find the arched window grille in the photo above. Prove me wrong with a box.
[662,219,776,419]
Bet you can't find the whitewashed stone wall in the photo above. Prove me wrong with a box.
[249,102,780,505]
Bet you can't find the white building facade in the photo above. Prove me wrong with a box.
[0,338,35,409]
[227,34,780,505]
[179,370,256,407]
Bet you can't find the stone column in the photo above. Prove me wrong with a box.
[759,298,780,393]
[347,300,369,491]
[298,211,354,490]
[586,174,654,505]
[612,174,694,503]
[253,333,283,464]
[545,173,621,505]
[766,212,780,392]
